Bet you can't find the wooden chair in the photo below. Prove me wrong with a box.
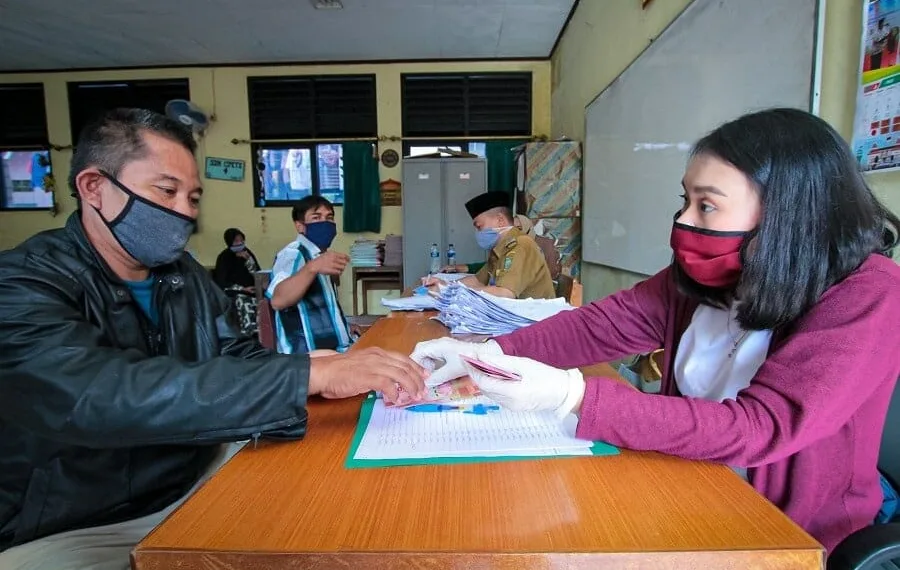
[556,274,574,303]
[534,234,562,281]
[570,280,583,308]
[253,272,277,350]
[257,299,277,351]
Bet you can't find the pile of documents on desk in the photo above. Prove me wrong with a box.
[350,240,381,267]
[382,282,574,330]
[435,282,574,335]
[381,293,438,311]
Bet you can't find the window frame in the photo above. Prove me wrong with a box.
[246,74,378,140]
[251,142,346,208]
[0,83,54,212]
[402,140,486,158]
[0,146,56,212]
[66,78,191,144]
[401,72,532,138]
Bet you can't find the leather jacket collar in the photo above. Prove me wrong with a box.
[63,212,187,302]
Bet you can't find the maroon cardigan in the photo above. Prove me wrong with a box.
[496,254,900,551]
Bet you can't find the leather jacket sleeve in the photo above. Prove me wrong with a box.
[0,276,310,448]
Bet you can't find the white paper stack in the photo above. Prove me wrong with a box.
[350,240,380,267]
[434,282,574,335]
[354,397,594,461]
[431,272,471,282]
[381,295,438,311]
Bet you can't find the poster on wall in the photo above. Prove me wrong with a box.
[852,0,900,173]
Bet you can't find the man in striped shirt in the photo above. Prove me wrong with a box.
[268,196,354,354]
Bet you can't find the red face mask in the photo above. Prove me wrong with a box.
[670,215,749,288]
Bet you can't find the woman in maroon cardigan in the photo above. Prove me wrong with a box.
[412,108,900,552]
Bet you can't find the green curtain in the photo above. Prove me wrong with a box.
[342,142,381,233]
[485,140,527,194]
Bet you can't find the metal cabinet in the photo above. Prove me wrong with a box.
[401,157,486,288]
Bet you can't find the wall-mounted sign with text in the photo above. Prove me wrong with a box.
[205,157,246,182]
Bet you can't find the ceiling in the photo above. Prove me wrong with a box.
[0,0,577,72]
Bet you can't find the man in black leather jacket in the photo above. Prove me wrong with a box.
[0,109,426,569]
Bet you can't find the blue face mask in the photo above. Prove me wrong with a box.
[305,221,337,250]
[475,226,511,250]
[230,243,246,253]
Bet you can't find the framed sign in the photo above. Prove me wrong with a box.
[380,178,402,206]
[205,157,246,182]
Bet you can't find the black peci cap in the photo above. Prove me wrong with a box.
[464,191,511,219]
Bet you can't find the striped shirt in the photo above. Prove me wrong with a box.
[266,234,352,354]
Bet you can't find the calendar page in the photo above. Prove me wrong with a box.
[852,0,900,173]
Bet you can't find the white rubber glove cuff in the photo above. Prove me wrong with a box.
[554,369,586,420]
[478,339,503,358]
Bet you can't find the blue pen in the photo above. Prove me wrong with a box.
[406,403,500,415]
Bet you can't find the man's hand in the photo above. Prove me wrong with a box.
[308,348,428,404]
[309,251,350,276]
[421,275,447,290]
[411,337,503,386]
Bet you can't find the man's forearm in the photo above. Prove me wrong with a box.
[479,286,515,298]
[460,275,482,288]
[461,276,515,299]
[271,265,318,310]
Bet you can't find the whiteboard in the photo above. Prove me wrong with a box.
[582,0,820,276]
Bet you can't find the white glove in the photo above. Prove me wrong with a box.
[410,337,503,387]
[462,353,585,420]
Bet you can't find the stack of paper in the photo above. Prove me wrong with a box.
[350,240,380,267]
[353,396,596,460]
[381,295,438,311]
[434,282,574,335]
[431,272,471,282]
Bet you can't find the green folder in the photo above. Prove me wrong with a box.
[345,394,619,469]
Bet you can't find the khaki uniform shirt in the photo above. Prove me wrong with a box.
[474,228,556,299]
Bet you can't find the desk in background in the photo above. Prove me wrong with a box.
[351,265,403,316]
[132,312,823,570]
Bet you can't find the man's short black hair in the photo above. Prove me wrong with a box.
[485,206,514,224]
[68,108,197,197]
[292,195,335,222]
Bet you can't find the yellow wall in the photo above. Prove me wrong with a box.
[0,60,550,312]
[553,0,900,302]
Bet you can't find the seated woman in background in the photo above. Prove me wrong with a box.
[214,228,260,336]
[413,108,900,553]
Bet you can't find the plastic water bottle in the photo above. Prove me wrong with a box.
[446,244,456,269]
[429,243,441,274]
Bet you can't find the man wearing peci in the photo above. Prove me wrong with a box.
[425,190,556,299]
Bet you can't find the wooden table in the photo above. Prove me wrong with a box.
[132,312,824,569]
[351,266,403,315]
